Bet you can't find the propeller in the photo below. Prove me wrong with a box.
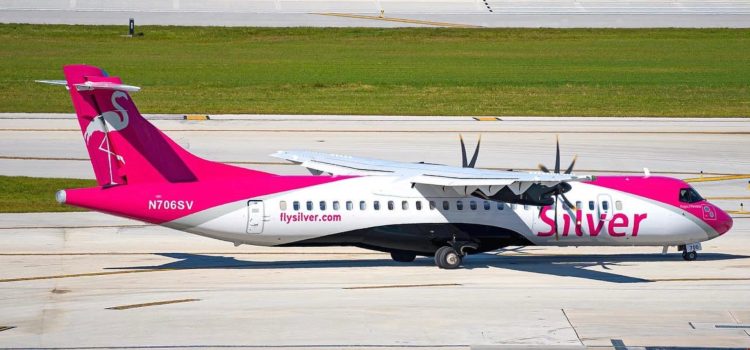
[537,136,579,240]
[459,134,481,168]
[538,135,577,175]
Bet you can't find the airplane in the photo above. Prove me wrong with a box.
[39,65,733,269]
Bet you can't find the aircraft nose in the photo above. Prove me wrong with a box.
[717,207,733,236]
[710,205,733,237]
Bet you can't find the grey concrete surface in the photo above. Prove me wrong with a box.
[2,0,750,28]
[2,114,749,178]
[2,114,750,348]
[0,211,749,348]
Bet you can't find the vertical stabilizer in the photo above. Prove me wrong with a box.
[62,64,266,186]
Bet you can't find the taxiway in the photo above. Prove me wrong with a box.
[1,115,749,348]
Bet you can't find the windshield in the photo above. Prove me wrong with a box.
[679,187,704,203]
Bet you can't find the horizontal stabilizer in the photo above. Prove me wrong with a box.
[36,79,141,92]
[36,79,68,86]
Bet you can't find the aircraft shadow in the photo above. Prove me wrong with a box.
[107,250,749,284]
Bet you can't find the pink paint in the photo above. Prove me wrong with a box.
[64,175,353,224]
[63,64,265,186]
[59,64,356,223]
[588,176,731,236]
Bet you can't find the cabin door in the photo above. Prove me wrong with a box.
[246,200,265,234]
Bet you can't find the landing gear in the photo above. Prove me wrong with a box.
[433,237,479,269]
[682,250,698,261]
[390,251,416,263]
[434,246,462,269]
[679,242,701,261]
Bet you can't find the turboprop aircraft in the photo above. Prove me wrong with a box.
[40,65,733,269]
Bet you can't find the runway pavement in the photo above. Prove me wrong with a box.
[1,213,749,348]
[1,114,750,348]
[2,0,750,27]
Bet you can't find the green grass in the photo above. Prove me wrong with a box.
[0,176,94,213]
[0,24,749,116]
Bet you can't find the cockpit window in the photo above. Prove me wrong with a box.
[679,187,703,203]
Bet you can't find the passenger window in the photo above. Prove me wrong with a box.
[293,201,300,211]
[359,201,366,210]
[306,201,313,211]
[333,201,340,211]
[374,201,380,210]
[388,201,395,210]
[320,201,326,211]
[346,201,353,210]
[588,201,595,210]
[429,201,436,210]
[279,201,287,211]
[456,201,463,210]
[497,202,504,210]
[602,201,609,211]
[443,201,450,210]
[416,201,422,210]
[511,204,517,210]
[402,201,409,210]
[576,201,582,210]
[470,201,477,210]
[523,204,529,210]
[484,201,491,210]
[615,201,622,210]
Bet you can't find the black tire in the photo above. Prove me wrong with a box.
[390,251,417,263]
[683,250,697,261]
[434,246,462,269]
[434,246,449,267]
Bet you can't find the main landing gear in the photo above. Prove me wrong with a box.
[434,240,479,269]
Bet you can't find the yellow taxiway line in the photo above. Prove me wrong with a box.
[344,283,461,290]
[684,174,750,183]
[315,12,482,28]
[107,299,200,310]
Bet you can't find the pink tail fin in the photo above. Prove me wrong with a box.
[63,64,267,186]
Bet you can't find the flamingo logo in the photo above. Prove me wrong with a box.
[84,90,130,144]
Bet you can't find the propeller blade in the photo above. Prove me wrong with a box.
[564,155,578,174]
[559,191,576,210]
[554,135,561,174]
[468,134,481,168]
[459,134,468,168]
[554,195,559,241]
[538,164,550,173]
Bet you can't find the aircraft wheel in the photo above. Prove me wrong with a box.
[434,246,462,269]
[682,250,697,261]
[390,251,416,263]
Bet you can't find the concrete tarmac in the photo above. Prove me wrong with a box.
[1,213,749,348]
[2,10,750,28]
[2,0,750,28]
[1,114,750,348]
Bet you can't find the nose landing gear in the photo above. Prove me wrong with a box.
[678,242,701,261]
[682,250,698,261]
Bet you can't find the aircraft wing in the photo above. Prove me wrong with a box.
[271,150,591,196]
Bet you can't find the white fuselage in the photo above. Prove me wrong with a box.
[167,176,714,248]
